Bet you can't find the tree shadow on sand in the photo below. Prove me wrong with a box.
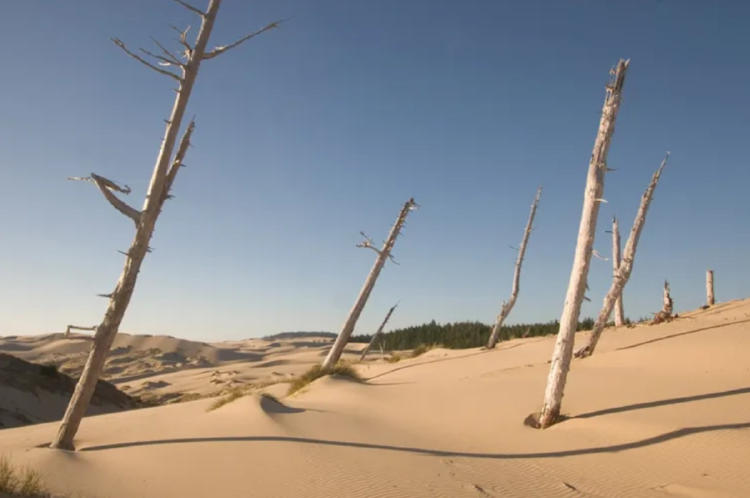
[616,318,750,352]
[77,421,750,458]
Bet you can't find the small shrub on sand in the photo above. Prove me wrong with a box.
[288,363,361,395]
[410,343,441,358]
[0,456,50,497]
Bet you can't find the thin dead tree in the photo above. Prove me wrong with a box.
[575,153,670,358]
[321,198,418,371]
[706,270,715,306]
[534,59,629,429]
[359,302,398,361]
[651,280,674,324]
[51,0,279,450]
[611,217,626,326]
[486,186,542,349]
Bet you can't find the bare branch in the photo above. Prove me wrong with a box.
[203,20,282,60]
[69,173,141,225]
[112,38,181,81]
[171,0,206,17]
[170,25,193,57]
[139,47,184,69]
[161,120,195,204]
[151,37,182,64]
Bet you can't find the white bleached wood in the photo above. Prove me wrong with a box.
[706,270,715,306]
[51,0,276,450]
[575,153,669,358]
[611,217,625,326]
[651,280,674,324]
[536,59,629,429]
[486,187,542,349]
[321,198,417,371]
[359,303,398,361]
[64,325,96,338]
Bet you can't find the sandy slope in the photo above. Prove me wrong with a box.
[1,300,749,497]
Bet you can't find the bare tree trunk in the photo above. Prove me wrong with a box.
[575,153,670,358]
[535,59,629,429]
[611,218,626,326]
[360,303,398,361]
[706,270,715,306]
[51,0,279,450]
[64,325,96,338]
[322,198,418,371]
[487,187,542,349]
[651,280,674,324]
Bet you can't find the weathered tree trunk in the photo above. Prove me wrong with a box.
[487,187,542,349]
[360,303,398,361]
[706,270,715,306]
[651,280,674,324]
[51,0,278,450]
[64,325,96,338]
[535,59,629,429]
[611,218,626,326]
[575,153,670,358]
[322,198,417,371]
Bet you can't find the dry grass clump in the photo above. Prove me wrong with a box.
[207,386,248,411]
[386,353,402,363]
[287,363,361,395]
[0,456,50,497]
[410,343,441,358]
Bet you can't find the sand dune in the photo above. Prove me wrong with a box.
[1,300,749,496]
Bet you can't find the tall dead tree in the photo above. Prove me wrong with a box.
[611,217,626,326]
[706,270,715,306]
[51,0,279,450]
[486,187,542,349]
[359,302,398,361]
[575,153,670,358]
[321,198,418,371]
[535,59,629,429]
[651,280,674,324]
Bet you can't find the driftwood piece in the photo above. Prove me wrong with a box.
[706,270,715,306]
[575,153,670,358]
[321,198,418,371]
[486,187,542,349]
[535,59,629,429]
[51,0,279,451]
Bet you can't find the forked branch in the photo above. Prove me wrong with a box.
[203,20,282,59]
[172,0,206,17]
[160,120,195,204]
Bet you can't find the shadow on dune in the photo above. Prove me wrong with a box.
[616,318,750,352]
[260,395,305,414]
[364,351,489,381]
[570,386,750,420]
[78,421,750,458]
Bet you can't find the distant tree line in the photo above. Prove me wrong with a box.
[350,318,595,351]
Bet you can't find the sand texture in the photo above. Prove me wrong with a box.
[1,299,749,497]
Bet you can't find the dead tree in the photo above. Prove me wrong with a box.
[51,0,279,451]
[651,280,674,324]
[575,153,670,358]
[535,59,629,429]
[706,270,715,306]
[359,303,398,361]
[486,187,542,349]
[321,198,418,371]
[611,217,626,326]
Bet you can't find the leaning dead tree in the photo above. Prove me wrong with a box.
[321,198,418,371]
[706,270,715,306]
[534,59,629,429]
[611,218,626,326]
[486,187,542,349]
[651,280,674,324]
[359,302,398,361]
[51,0,279,451]
[575,153,670,358]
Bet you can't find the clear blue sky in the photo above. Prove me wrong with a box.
[1,0,748,340]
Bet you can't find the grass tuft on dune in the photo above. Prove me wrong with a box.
[288,363,361,395]
[0,456,50,497]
